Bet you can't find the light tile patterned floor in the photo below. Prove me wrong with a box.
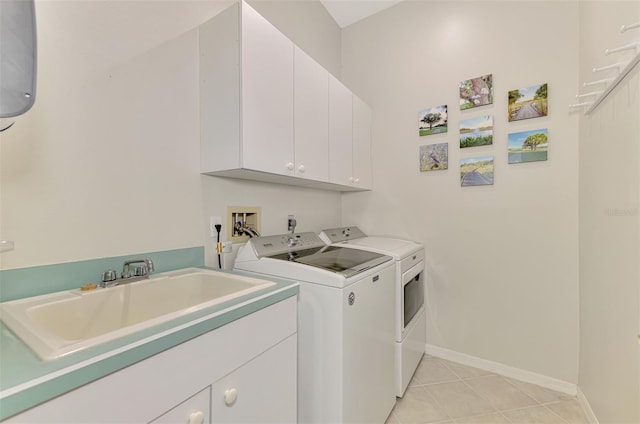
[386,355,589,424]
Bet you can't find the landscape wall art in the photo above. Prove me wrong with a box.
[459,115,493,148]
[420,143,448,172]
[459,74,493,110]
[460,156,494,186]
[508,83,548,122]
[419,105,448,136]
[508,128,549,164]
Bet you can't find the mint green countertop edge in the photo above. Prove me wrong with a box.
[0,277,298,421]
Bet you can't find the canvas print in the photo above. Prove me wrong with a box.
[459,115,493,148]
[460,156,494,186]
[459,74,493,110]
[420,143,448,172]
[419,105,448,136]
[508,83,548,121]
[508,128,548,164]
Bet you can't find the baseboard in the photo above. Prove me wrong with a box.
[425,343,577,396]
[577,387,600,424]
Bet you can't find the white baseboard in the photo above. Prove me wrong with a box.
[425,343,577,396]
[577,387,599,424]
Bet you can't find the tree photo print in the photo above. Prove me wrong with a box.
[418,105,448,136]
[459,74,493,110]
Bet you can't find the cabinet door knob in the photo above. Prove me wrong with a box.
[188,411,204,424]
[354,177,360,184]
[286,162,294,171]
[298,164,305,173]
[348,176,354,183]
[224,387,238,406]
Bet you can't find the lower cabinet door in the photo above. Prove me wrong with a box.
[150,386,211,424]
[212,334,297,424]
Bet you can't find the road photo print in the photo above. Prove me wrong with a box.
[460,156,494,187]
[508,128,548,164]
[459,115,493,148]
[419,105,448,136]
[459,74,493,110]
[420,143,448,172]
[508,83,548,122]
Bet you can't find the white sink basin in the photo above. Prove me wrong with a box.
[0,268,275,361]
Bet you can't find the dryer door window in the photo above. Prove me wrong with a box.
[403,271,424,328]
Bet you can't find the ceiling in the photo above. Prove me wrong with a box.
[320,0,402,28]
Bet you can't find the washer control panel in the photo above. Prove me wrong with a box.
[320,226,367,243]
[249,232,325,258]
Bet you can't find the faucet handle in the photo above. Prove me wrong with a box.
[101,270,117,287]
[145,258,155,273]
[134,265,148,277]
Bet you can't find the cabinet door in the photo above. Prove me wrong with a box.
[352,95,373,189]
[212,334,297,424]
[151,387,211,424]
[241,2,294,176]
[328,75,353,186]
[294,46,329,182]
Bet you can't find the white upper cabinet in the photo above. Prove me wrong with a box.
[328,75,353,187]
[294,46,329,182]
[329,78,373,190]
[241,4,294,176]
[199,1,294,177]
[199,1,371,191]
[352,95,373,190]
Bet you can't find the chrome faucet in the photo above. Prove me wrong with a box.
[101,258,155,288]
[122,258,155,279]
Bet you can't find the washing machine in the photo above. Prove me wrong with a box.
[319,226,426,397]
[233,232,396,424]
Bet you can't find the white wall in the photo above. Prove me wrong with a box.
[340,1,580,383]
[247,0,342,78]
[0,0,224,270]
[578,2,640,422]
[0,0,343,271]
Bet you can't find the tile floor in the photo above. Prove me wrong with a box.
[386,355,589,424]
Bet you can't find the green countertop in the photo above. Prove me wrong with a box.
[0,269,298,421]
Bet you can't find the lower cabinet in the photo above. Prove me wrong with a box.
[211,334,296,424]
[6,297,297,424]
[151,387,211,424]
[151,335,296,424]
